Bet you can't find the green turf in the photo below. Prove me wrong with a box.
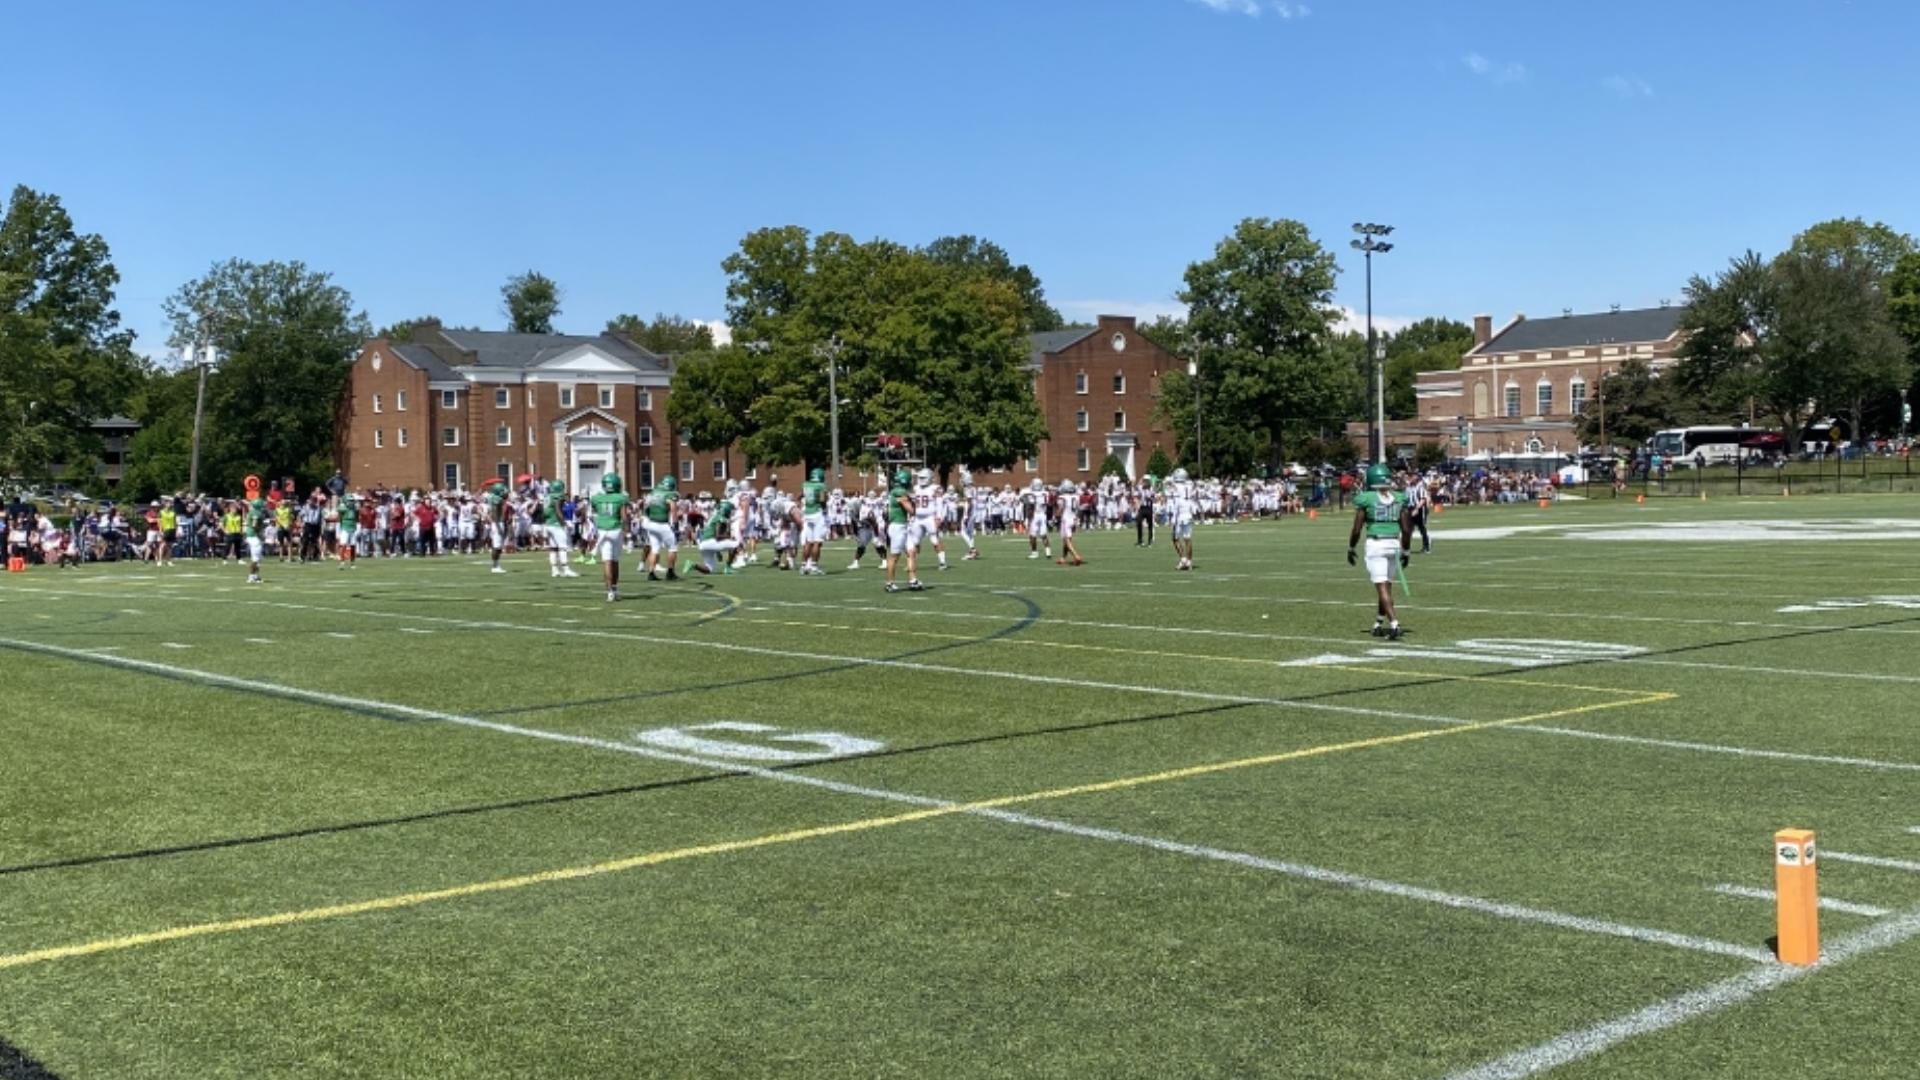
[4,494,1920,1077]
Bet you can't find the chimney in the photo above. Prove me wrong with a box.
[1472,314,1493,347]
[1096,314,1138,332]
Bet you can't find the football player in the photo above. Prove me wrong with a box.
[544,480,579,578]
[1056,480,1084,567]
[800,467,829,575]
[1347,463,1412,640]
[883,468,919,592]
[641,475,681,582]
[695,482,741,574]
[1025,478,1051,560]
[1169,468,1196,571]
[589,473,631,601]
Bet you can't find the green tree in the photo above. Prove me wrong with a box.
[665,344,760,461]
[1157,218,1346,476]
[161,258,369,493]
[1676,248,1907,452]
[1412,441,1448,470]
[1573,359,1704,447]
[1143,445,1174,481]
[1097,452,1129,481]
[120,366,199,499]
[1136,315,1188,355]
[1788,218,1915,280]
[0,185,146,487]
[1384,317,1473,419]
[606,312,715,355]
[695,226,1047,475]
[375,315,440,343]
[501,271,561,334]
[922,235,1064,332]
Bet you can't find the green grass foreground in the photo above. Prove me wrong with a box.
[4,495,1920,1078]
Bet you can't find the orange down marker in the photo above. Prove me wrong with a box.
[1775,828,1819,966]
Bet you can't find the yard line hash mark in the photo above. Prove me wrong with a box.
[1823,850,1920,874]
[1707,883,1890,918]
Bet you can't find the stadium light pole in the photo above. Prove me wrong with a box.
[815,335,845,488]
[186,341,219,495]
[1351,223,1394,464]
[1186,355,1203,478]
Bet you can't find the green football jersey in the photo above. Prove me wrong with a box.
[644,491,674,524]
[699,500,734,541]
[338,496,358,534]
[589,491,629,531]
[1353,490,1403,539]
[886,484,910,525]
[803,481,826,514]
[244,499,266,538]
[544,489,565,522]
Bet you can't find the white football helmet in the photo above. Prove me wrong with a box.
[1059,480,1076,494]
[1029,478,1044,492]
[916,467,933,485]
[1171,468,1189,482]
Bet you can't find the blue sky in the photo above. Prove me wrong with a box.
[5,0,1915,357]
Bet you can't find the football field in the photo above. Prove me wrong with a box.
[5,495,1920,1078]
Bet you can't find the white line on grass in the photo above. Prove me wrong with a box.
[243,638,275,645]
[1707,883,1890,918]
[0,635,1772,965]
[1823,851,1920,874]
[22,583,1920,775]
[1443,902,1920,1080]
[159,642,192,650]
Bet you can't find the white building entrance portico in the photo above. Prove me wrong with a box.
[1106,433,1137,480]
[554,408,627,493]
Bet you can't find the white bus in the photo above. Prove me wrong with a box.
[1648,427,1773,467]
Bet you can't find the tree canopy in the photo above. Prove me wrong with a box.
[921,235,1065,332]
[1155,217,1350,474]
[606,312,715,355]
[0,185,145,488]
[145,258,368,494]
[501,271,561,334]
[667,227,1048,477]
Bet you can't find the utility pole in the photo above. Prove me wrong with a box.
[187,341,217,494]
[1185,346,1204,478]
[1351,223,1395,464]
[815,335,845,488]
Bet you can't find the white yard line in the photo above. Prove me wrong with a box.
[1822,851,1920,874]
[1707,883,1891,918]
[0,634,1771,965]
[1443,903,1920,1080]
[1516,725,1920,773]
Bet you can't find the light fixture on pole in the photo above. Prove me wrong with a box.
[187,341,219,495]
[1187,355,1203,479]
[1350,223,1394,465]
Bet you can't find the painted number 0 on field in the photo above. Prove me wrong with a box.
[631,721,884,763]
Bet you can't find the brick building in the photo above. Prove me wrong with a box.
[335,325,737,494]
[1358,305,1688,458]
[975,314,1184,483]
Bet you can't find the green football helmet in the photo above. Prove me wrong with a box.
[602,473,622,494]
[658,475,677,492]
[548,479,566,498]
[1365,463,1393,489]
[894,468,912,487]
[489,482,507,497]
[809,468,825,483]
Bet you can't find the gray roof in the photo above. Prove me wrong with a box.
[1029,328,1097,366]
[1475,306,1686,354]
[435,329,667,370]
[391,344,464,382]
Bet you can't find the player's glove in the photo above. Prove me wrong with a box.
[1399,552,1410,569]
[1346,547,1357,566]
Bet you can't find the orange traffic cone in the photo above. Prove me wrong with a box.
[1635,494,1646,504]
[6,556,24,573]
[1307,509,1318,521]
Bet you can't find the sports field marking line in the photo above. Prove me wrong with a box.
[158,642,192,650]
[1707,883,1891,918]
[1823,850,1920,874]
[30,580,1920,772]
[242,638,275,646]
[0,636,1752,969]
[1443,901,1920,1080]
[323,632,355,640]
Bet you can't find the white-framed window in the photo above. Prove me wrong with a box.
[746,466,758,481]
[680,459,694,481]
[560,386,575,409]
[373,429,384,449]
[678,429,689,447]
[638,461,654,488]
[397,428,408,447]
[638,390,652,410]
[1113,373,1126,394]
[443,463,460,489]
[1024,456,1038,473]
[494,388,509,409]
[712,459,727,480]
[496,424,511,447]
[1113,411,1125,431]
[1075,372,1088,394]
[441,389,457,409]
[372,393,383,414]
[497,461,512,481]
[599,387,614,409]
[526,387,535,408]
[1075,409,1089,432]
[638,424,653,446]
[1570,377,1588,414]
[1076,447,1090,471]
[442,426,460,447]
[1504,382,1521,418]
[526,426,535,447]
[1537,380,1553,416]
[396,390,408,412]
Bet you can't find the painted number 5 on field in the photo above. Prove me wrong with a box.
[631,721,884,762]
